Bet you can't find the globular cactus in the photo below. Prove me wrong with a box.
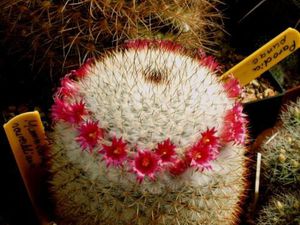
[48,40,248,225]
[259,98,300,191]
[281,98,300,131]
[257,191,300,225]
[0,0,222,79]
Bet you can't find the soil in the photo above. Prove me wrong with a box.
[240,78,278,103]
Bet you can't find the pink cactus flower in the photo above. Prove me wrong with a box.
[124,39,184,53]
[187,144,214,171]
[100,137,127,167]
[199,128,219,152]
[76,121,103,152]
[71,58,94,78]
[223,75,242,98]
[51,98,72,122]
[51,98,88,124]
[131,150,160,183]
[186,128,219,171]
[67,100,89,124]
[221,103,247,144]
[58,76,78,97]
[124,39,152,50]
[155,139,177,164]
[196,49,221,72]
[157,40,184,53]
[169,157,190,176]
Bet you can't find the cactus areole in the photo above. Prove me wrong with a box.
[49,40,248,225]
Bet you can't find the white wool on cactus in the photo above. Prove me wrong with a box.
[82,48,231,151]
[49,40,248,225]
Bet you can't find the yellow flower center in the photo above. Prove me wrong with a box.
[195,152,202,159]
[142,158,150,167]
[113,148,120,155]
[204,138,210,143]
[88,132,97,139]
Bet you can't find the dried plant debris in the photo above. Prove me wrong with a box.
[240,78,278,103]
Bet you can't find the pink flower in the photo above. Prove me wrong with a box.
[223,74,242,98]
[58,76,78,97]
[157,40,184,53]
[155,139,177,164]
[221,103,247,144]
[169,157,190,176]
[197,49,221,72]
[51,98,88,124]
[124,39,152,50]
[51,98,72,122]
[68,100,89,123]
[186,145,214,171]
[131,150,160,183]
[71,58,94,78]
[199,127,219,152]
[76,121,104,152]
[99,137,127,167]
[124,39,184,53]
[186,128,219,170]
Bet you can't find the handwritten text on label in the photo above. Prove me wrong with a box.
[12,119,47,168]
[252,35,296,72]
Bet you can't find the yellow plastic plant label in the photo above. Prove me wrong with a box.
[221,28,300,86]
[3,111,51,225]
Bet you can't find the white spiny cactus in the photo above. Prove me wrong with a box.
[48,40,248,225]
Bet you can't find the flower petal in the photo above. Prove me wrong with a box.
[76,120,103,152]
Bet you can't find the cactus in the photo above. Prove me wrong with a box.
[0,0,222,79]
[259,98,300,191]
[48,40,248,225]
[257,191,300,225]
[281,98,300,131]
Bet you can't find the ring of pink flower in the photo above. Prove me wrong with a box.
[51,40,247,183]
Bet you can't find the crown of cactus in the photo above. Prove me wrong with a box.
[0,0,222,79]
[257,191,300,225]
[48,40,248,225]
[259,98,300,191]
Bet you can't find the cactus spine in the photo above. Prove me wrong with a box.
[0,0,222,78]
[259,98,300,191]
[257,191,300,225]
[48,40,248,225]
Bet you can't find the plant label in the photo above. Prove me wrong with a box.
[221,28,300,86]
[3,111,51,225]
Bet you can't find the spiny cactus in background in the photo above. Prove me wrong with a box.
[259,98,300,191]
[292,0,300,8]
[0,0,223,80]
[48,40,248,225]
[269,52,300,89]
[257,191,300,225]
[281,98,300,131]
